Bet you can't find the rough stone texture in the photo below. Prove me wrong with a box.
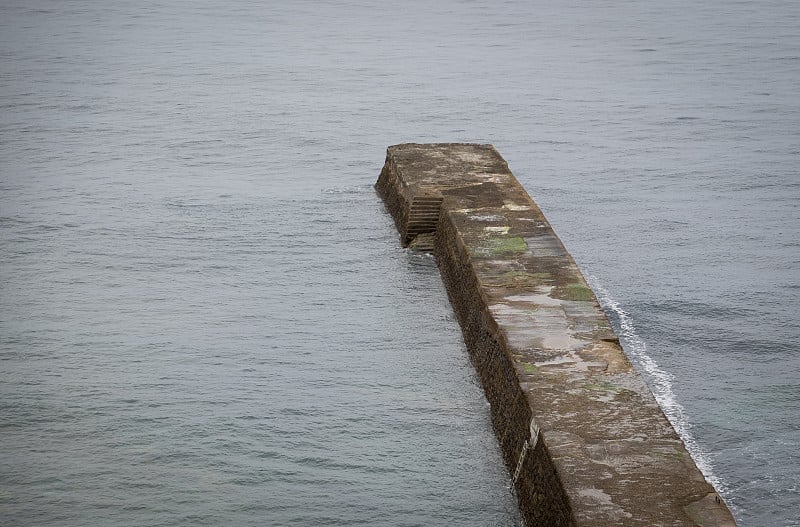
[376,143,738,527]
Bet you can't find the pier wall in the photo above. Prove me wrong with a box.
[376,143,737,527]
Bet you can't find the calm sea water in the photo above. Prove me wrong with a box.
[1,1,798,526]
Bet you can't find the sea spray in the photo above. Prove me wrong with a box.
[588,276,729,499]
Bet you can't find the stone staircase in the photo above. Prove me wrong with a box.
[403,194,443,250]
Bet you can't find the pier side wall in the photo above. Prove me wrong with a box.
[435,212,575,526]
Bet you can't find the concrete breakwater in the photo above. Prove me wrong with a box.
[375,144,737,526]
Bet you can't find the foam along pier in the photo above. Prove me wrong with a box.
[375,143,737,526]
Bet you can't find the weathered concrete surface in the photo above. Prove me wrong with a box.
[376,143,737,527]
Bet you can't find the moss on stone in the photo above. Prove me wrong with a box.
[486,270,551,288]
[587,380,622,393]
[522,363,539,374]
[470,236,528,257]
[562,282,594,301]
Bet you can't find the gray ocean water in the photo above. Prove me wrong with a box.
[1,1,798,525]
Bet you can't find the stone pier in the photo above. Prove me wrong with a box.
[375,143,737,526]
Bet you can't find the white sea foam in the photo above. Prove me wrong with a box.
[587,276,728,496]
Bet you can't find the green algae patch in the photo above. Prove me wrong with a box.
[521,363,540,374]
[554,282,595,301]
[469,236,528,258]
[486,270,551,288]
[587,380,622,393]
[504,270,550,284]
